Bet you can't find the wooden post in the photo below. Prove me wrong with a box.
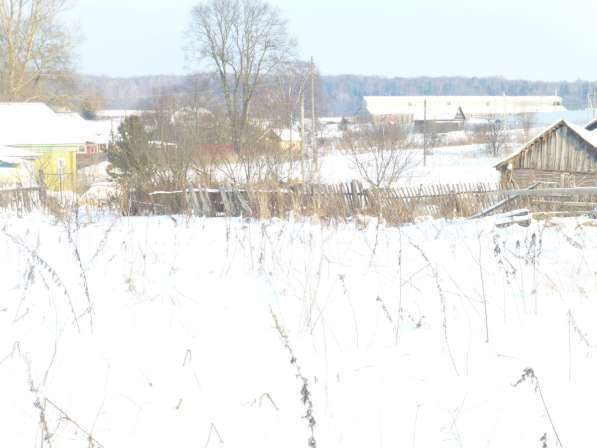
[187,182,202,216]
[311,57,319,182]
[38,170,47,209]
[300,90,305,182]
[423,99,428,167]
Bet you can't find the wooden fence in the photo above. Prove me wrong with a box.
[0,186,44,215]
[4,181,596,222]
[143,181,514,223]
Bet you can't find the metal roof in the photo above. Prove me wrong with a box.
[364,96,566,121]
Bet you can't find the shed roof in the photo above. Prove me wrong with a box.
[0,103,87,146]
[0,144,38,166]
[495,119,597,169]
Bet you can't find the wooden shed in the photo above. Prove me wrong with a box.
[495,119,597,188]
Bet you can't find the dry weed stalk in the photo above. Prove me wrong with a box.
[513,368,564,448]
[19,348,104,448]
[1,228,82,332]
[64,219,94,330]
[410,241,460,376]
[203,422,223,448]
[270,307,317,447]
[376,295,395,327]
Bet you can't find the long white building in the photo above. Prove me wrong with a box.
[363,95,566,123]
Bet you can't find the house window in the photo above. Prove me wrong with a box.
[78,145,86,154]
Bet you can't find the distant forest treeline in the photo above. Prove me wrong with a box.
[79,74,597,116]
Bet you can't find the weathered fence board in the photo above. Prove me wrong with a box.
[139,181,597,223]
[0,186,44,215]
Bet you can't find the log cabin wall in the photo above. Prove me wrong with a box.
[508,169,597,188]
[499,123,597,188]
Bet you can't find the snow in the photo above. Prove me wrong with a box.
[0,145,39,160]
[79,181,119,204]
[79,161,112,183]
[320,145,501,186]
[56,113,115,145]
[1,210,597,447]
[0,103,86,146]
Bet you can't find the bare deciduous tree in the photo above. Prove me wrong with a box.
[253,60,309,129]
[187,0,295,155]
[342,123,416,188]
[518,112,536,142]
[0,0,76,102]
[480,115,509,157]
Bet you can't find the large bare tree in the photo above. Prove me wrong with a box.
[187,0,295,155]
[0,0,76,102]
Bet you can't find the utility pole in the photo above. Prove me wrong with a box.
[300,90,305,182]
[289,85,293,151]
[423,98,427,167]
[589,89,596,119]
[311,57,318,182]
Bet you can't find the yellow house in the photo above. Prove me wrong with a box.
[15,144,79,191]
[0,103,85,191]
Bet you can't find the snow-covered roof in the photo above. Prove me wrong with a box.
[278,129,301,142]
[319,116,346,124]
[56,112,114,145]
[495,119,597,168]
[364,96,566,121]
[568,121,597,147]
[0,144,38,166]
[0,145,39,159]
[96,109,146,119]
[0,103,87,146]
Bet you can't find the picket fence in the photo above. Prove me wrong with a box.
[144,181,511,222]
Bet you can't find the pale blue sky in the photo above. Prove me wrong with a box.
[72,0,597,80]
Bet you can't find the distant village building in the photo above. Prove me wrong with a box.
[56,112,114,160]
[0,103,88,191]
[495,119,597,187]
[260,128,302,151]
[362,96,566,132]
[95,109,146,139]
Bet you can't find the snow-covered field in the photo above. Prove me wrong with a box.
[320,145,503,186]
[1,210,597,447]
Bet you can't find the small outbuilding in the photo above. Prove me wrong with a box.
[495,119,597,187]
